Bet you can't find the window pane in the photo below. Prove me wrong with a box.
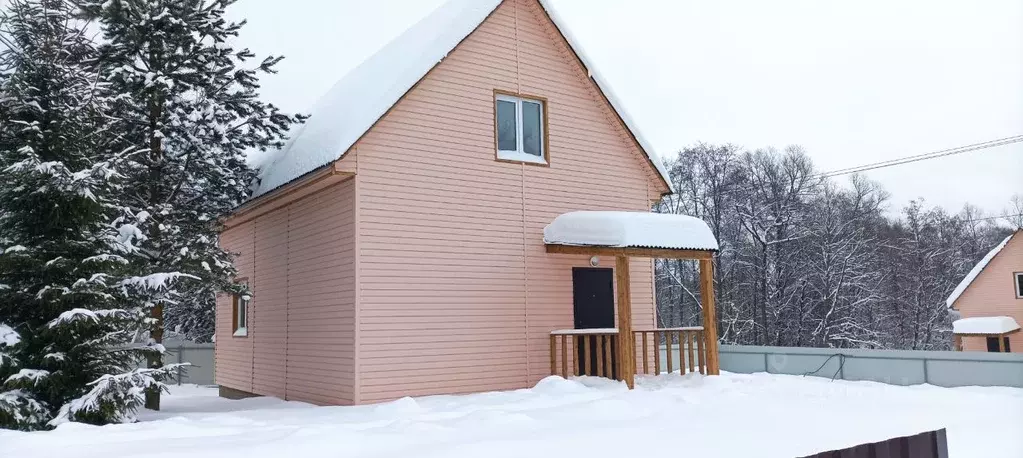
[237,293,247,329]
[522,101,542,157]
[496,100,517,151]
[1016,273,1023,297]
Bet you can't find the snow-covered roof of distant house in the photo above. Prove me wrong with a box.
[946,232,1016,308]
[544,211,719,251]
[952,316,1021,335]
[252,0,672,198]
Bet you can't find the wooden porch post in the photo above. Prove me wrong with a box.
[699,258,720,375]
[615,256,635,388]
[954,335,963,351]
[998,334,1006,352]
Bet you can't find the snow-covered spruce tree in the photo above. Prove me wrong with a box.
[81,0,304,407]
[0,0,184,429]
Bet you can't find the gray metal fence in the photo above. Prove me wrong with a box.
[157,343,1023,389]
[713,344,1023,388]
[157,343,215,386]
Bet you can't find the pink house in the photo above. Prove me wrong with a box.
[215,0,720,405]
[947,229,1023,353]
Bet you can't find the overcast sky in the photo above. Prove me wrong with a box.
[229,0,1023,215]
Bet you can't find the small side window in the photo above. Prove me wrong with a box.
[233,282,249,337]
[1015,272,1022,299]
[495,92,547,164]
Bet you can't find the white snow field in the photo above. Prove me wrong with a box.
[2,373,1021,457]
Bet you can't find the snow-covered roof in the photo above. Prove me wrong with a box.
[253,0,671,198]
[946,233,1015,308]
[952,316,1021,335]
[543,211,719,251]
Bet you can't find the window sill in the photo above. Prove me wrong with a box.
[233,328,248,337]
[497,150,547,165]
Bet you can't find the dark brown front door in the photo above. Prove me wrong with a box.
[572,268,616,376]
[986,337,1011,352]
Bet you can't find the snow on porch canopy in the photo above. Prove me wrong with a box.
[952,316,1021,336]
[543,211,719,252]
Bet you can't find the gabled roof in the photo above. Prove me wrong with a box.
[253,0,672,198]
[946,230,1020,308]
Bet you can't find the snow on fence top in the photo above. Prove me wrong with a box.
[952,316,1021,335]
[543,211,719,251]
[253,0,672,198]
[945,233,1014,308]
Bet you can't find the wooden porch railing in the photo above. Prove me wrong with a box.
[633,327,706,375]
[549,326,708,381]
[550,329,620,379]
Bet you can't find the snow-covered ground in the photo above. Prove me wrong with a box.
[2,373,1021,457]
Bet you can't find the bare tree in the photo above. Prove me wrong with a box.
[1005,194,1023,229]
[655,143,1014,350]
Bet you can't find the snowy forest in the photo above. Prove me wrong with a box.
[653,144,1020,351]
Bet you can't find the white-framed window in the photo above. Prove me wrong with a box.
[1015,272,1023,299]
[495,93,546,164]
[233,282,249,337]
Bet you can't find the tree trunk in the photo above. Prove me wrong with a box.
[144,85,164,411]
[144,303,163,410]
[759,244,769,345]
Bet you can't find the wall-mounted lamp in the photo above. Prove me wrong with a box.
[589,256,600,267]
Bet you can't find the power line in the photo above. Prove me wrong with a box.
[817,135,1023,179]
[965,213,1023,224]
[672,135,1023,201]
[662,138,1022,227]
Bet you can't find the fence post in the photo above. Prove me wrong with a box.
[764,352,770,373]
[176,345,183,385]
[922,359,929,385]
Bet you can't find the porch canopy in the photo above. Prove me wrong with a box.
[952,317,1020,352]
[543,211,720,388]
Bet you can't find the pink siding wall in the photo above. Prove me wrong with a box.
[956,232,1023,352]
[252,207,288,398]
[216,222,254,393]
[350,0,661,403]
[216,179,357,404]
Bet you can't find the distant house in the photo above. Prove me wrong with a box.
[946,229,1023,352]
[214,0,720,405]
